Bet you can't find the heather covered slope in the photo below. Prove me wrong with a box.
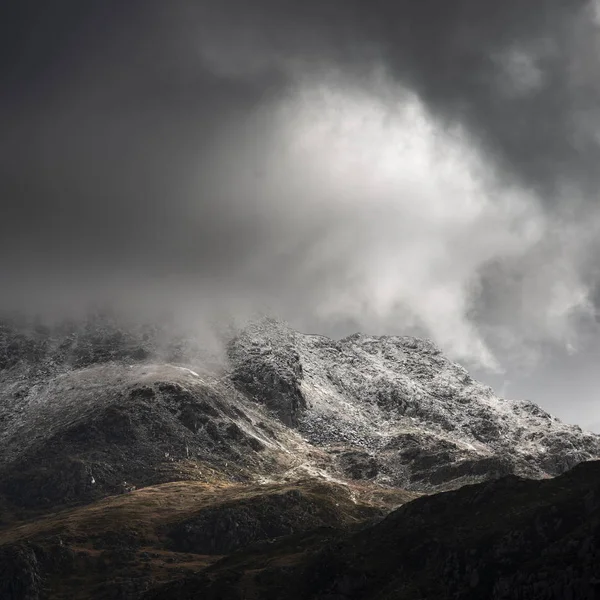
[228,318,600,491]
[145,459,600,600]
[0,478,400,600]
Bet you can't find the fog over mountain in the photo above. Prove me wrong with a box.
[2,1,600,428]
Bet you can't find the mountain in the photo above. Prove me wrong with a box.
[228,318,600,490]
[0,313,599,598]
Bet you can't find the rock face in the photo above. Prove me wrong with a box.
[0,362,306,511]
[3,313,599,501]
[228,318,600,491]
[0,544,42,600]
[228,323,306,427]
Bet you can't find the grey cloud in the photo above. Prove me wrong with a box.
[194,0,598,199]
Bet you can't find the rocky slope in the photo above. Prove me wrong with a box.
[0,363,293,512]
[3,313,598,501]
[0,314,314,516]
[228,318,600,490]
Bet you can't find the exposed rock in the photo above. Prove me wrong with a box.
[228,319,600,491]
[336,450,378,480]
[228,320,306,427]
[0,544,42,600]
[0,363,298,510]
[4,313,599,499]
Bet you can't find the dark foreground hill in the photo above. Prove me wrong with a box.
[3,460,600,599]
[0,478,396,599]
[143,459,600,600]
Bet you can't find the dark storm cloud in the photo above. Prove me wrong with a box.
[184,0,600,370]
[194,0,598,198]
[0,0,288,281]
[369,0,597,199]
[2,0,595,267]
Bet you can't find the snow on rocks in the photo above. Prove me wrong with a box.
[228,318,600,491]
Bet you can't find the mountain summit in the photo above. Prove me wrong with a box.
[228,318,600,491]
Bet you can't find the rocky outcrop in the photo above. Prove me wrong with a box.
[228,319,306,427]
[228,319,600,491]
[0,544,42,600]
[0,363,301,511]
[167,483,380,555]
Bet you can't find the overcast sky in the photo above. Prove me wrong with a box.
[2,1,600,429]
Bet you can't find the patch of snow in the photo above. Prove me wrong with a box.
[174,366,201,378]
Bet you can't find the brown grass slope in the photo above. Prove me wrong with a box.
[0,477,414,599]
[144,460,600,600]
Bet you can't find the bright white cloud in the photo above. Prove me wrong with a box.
[199,72,560,369]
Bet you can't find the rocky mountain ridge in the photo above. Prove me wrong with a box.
[228,318,600,491]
